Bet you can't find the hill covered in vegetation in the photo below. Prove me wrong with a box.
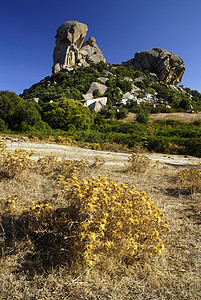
[1,61,201,157]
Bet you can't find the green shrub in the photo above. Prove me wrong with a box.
[42,97,94,130]
[136,109,149,124]
[0,91,42,132]
[116,108,128,119]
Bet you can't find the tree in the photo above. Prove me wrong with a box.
[42,97,94,130]
[0,91,42,131]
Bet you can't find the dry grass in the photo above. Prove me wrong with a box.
[0,141,200,299]
[122,112,201,123]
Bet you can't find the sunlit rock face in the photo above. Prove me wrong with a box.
[53,21,88,73]
[123,48,186,86]
[52,21,105,73]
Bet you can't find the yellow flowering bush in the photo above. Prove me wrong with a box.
[54,175,170,266]
[179,162,201,193]
[0,141,35,178]
[0,141,170,269]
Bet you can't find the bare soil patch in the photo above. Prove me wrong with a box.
[2,137,201,168]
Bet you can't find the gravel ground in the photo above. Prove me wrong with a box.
[1,136,201,168]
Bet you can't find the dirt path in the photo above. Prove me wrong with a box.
[1,137,201,168]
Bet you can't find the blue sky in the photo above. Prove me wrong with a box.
[1,0,201,94]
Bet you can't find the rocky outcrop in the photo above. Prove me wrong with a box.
[78,37,106,65]
[123,48,186,86]
[52,21,105,73]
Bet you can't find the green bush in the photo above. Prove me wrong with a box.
[136,109,149,124]
[42,97,94,130]
[0,91,42,132]
[116,108,128,120]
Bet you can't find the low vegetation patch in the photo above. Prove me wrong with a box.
[179,162,201,193]
[0,141,200,299]
[126,152,152,174]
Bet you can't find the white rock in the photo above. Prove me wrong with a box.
[81,97,107,112]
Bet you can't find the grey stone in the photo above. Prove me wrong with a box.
[79,37,106,65]
[133,75,147,83]
[123,48,186,86]
[122,77,133,82]
[149,73,158,82]
[98,77,109,84]
[52,21,106,73]
[82,82,107,100]
[53,21,88,73]
[101,70,113,76]
[122,92,135,100]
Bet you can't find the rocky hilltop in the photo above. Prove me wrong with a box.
[52,21,186,86]
[123,48,186,86]
[22,20,194,115]
[52,21,106,73]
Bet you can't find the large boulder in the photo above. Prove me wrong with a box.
[52,21,106,73]
[78,37,106,65]
[53,21,88,73]
[123,48,186,86]
[82,82,107,100]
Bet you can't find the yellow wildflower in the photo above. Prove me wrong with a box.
[106,241,111,247]
[80,232,85,239]
[90,232,96,241]
[87,203,94,210]
[100,224,105,230]
[87,260,93,266]
[117,221,122,228]
[87,244,93,250]
[101,219,107,224]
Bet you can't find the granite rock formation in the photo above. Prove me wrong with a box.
[78,37,106,65]
[123,48,186,85]
[52,21,105,73]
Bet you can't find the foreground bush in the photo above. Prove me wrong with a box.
[0,142,170,270]
[12,175,170,268]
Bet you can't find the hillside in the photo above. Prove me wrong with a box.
[1,21,201,158]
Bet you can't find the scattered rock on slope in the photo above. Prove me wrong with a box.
[82,82,108,100]
[123,47,186,86]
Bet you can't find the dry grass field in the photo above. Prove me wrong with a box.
[0,140,200,299]
[122,112,201,123]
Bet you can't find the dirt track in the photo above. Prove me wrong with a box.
[1,137,201,168]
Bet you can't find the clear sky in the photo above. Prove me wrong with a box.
[1,0,201,94]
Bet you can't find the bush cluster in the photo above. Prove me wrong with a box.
[0,140,35,178]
